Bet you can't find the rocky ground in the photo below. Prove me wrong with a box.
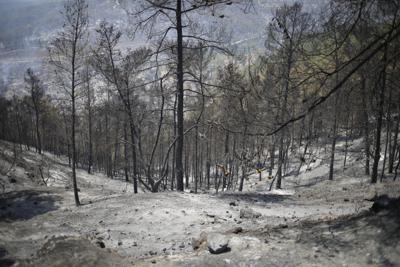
[0,140,399,267]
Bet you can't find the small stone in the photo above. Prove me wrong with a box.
[96,241,105,248]
[313,247,320,253]
[231,227,243,234]
[118,241,123,246]
[208,233,230,254]
[229,201,237,206]
[149,251,157,256]
[239,208,261,219]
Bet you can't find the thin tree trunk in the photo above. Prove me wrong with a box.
[238,126,248,192]
[128,116,138,193]
[361,76,371,175]
[124,118,129,182]
[35,109,42,154]
[87,83,93,174]
[371,44,388,184]
[389,96,400,173]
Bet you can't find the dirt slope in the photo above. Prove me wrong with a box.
[0,140,399,266]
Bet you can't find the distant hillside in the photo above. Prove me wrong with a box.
[0,0,324,97]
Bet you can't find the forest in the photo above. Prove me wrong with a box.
[0,0,400,266]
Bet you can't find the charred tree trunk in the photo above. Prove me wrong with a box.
[175,0,184,191]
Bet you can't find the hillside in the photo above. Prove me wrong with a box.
[0,0,325,97]
[0,139,399,266]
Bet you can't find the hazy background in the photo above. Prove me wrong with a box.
[0,0,324,96]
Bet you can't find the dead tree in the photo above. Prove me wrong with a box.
[24,68,44,155]
[129,0,252,191]
[48,0,89,206]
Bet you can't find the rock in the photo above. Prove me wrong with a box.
[239,208,261,219]
[230,227,243,234]
[207,233,231,254]
[312,246,320,253]
[96,241,105,248]
[229,201,238,206]
[192,232,207,250]
[118,241,123,246]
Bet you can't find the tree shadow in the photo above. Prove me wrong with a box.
[292,175,327,189]
[0,190,61,222]
[216,192,289,204]
[296,210,400,261]
[0,246,15,267]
